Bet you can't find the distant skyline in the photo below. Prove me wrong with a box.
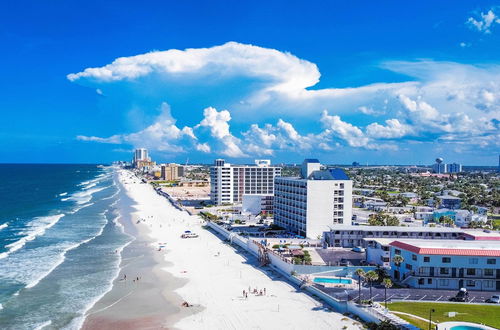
[1,1,499,165]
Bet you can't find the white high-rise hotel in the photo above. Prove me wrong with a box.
[274,159,353,239]
[210,159,282,205]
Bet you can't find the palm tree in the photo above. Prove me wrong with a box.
[355,268,365,303]
[365,270,379,301]
[392,254,404,280]
[382,278,393,309]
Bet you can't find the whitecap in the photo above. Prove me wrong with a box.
[33,320,52,330]
[0,214,65,260]
[0,223,8,231]
[59,192,68,197]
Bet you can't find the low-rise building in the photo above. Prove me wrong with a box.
[389,239,500,291]
[323,225,464,248]
[437,195,461,209]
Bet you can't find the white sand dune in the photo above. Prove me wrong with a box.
[119,170,361,329]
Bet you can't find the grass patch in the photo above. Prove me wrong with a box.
[395,314,429,330]
[388,302,500,329]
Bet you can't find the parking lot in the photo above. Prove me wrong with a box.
[315,248,366,266]
[321,285,500,304]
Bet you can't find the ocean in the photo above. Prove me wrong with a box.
[0,164,132,329]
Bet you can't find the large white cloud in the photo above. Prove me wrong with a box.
[70,42,500,158]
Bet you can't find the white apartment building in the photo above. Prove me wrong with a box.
[390,239,500,291]
[273,159,353,239]
[210,159,281,205]
[134,148,149,162]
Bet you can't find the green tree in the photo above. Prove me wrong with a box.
[365,270,379,301]
[355,268,365,303]
[382,278,393,309]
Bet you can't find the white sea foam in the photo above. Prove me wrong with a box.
[25,221,106,290]
[59,192,68,197]
[33,320,52,330]
[68,186,108,205]
[0,223,8,231]
[0,214,65,260]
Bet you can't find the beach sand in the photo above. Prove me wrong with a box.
[83,170,361,329]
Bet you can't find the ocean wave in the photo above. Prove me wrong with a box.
[33,320,52,330]
[0,214,65,260]
[24,223,105,290]
[59,192,68,197]
[0,223,8,231]
[68,186,108,205]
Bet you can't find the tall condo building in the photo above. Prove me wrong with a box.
[210,159,281,205]
[134,148,149,162]
[274,159,353,239]
[161,163,182,181]
[448,163,462,173]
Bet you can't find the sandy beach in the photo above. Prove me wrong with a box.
[83,169,361,329]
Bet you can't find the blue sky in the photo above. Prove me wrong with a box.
[0,1,499,165]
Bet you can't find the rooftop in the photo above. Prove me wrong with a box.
[390,239,500,257]
[462,230,500,241]
[328,225,464,233]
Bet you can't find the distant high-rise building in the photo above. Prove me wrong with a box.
[432,157,447,173]
[161,163,181,181]
[134,148,149,162]
[210,159,281,205]
[448,163,462,173]
[273,159,353,239]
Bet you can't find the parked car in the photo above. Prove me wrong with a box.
[352,246,365,253]
[486,295,500,304]
[449,288,469,302]
[360,260,369,266]
[339,258,350,266]
[181,233,199,238]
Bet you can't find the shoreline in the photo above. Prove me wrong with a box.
[82,170,192,329]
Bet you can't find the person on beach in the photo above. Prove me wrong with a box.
[264,288,266,295]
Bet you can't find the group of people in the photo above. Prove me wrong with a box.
[242,287,266,299]
[121,274,142,283]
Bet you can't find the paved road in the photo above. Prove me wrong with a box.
[320,285,500,304]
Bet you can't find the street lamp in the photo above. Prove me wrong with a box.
[428,308,435,330]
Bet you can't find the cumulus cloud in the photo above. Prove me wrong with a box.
[467,9,500,33]
[69,43,500,158]
[77,103,195,153]
[366,119,413,139]
[196,107,246,157]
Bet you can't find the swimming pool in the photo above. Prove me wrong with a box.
[450,327,484,330]
[313,277,352,284]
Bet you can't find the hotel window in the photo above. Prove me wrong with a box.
[412,254,417,261]
[487,259,496,265]
[469,258,478,264]
[466,268,476,276]
[484,269,494,276]
[466,280,475,287]
[427,279,432,284]
[439,279,449,286]
[418,278,424,285]
[424,257,430,262]
[440,268,449,275]
[405,264,413,270]
[442,257,451,263]
[395,249,401,255]
[484,281,494,288]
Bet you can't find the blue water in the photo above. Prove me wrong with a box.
[450,326,484,330]
[313,277,352,284]
[0,164,132,329]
